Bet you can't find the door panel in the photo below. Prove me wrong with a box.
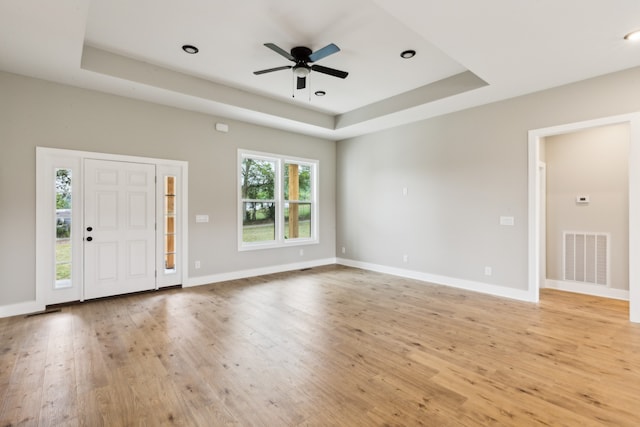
[97,192,118,228]
[84,159,156,300]
[97,242,118,281]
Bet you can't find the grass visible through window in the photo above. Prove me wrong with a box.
[243,221,311,242]
[56,240,71,280]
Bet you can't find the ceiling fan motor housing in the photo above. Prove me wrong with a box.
[291,47,312,80]
[291,46,313,62]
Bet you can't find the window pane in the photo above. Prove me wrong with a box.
[238,150,317,250]
[241,158,275,200]
[55,168,72,289]
[164,176,177,272]
[285,202,311,239]
[284,163,311,201]
[243,201,275,242]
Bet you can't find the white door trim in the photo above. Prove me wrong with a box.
[528,113,640,323]
[35,147,188,307]
[538,161,546,291]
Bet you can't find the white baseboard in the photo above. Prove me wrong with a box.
[184,258,338,288]
[3,256,539,319]
[0,300,45,319]
[544,279,629,301]
[337,258,535,302]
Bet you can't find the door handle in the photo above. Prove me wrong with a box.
[87,226,93,232]
[86,236,93,242]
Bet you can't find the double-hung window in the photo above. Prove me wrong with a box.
[239,150,318,250]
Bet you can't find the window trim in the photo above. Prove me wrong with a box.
[238,149,319,251]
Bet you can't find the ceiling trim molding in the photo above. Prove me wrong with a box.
[81,45,490,138]
[81,45,335,130]
[335,71,488,129]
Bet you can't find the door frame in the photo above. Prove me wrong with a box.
[528,113,640,323]
[35,147,188,306]
[538,161,546,291]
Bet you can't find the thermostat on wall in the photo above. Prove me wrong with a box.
[576,195,590,204]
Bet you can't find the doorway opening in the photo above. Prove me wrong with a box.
[528,113,640,323]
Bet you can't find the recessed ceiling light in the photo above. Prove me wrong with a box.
[182,44,199,54]
[400,49,416,59]
[314,90,326,97]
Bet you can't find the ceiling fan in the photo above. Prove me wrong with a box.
[253,43,348,90]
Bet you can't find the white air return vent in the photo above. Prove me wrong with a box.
[563,232,609,286]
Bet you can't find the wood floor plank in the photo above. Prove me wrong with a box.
[2,265,640,425]
[38,313,77,427]
[0,315,49,426]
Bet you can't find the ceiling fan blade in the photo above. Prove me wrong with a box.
[308,43,340,62]
[264,43,294,61]
[253,65,292,75]
[311,64,348,79]
[297,76,306,90]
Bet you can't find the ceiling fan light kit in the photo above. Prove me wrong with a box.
[293,65,310,78]
[254,42,348,94]
[624,30,640,41]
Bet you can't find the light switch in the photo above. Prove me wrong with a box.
[500,216,515,226]
[195,214,209,223]
[576,195,590,204]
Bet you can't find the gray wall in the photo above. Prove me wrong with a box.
[544,124,629,289]
[0,71,336,306]
[4,63,640,307]
[337,66,640,291]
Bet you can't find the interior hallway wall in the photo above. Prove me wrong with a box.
[544,124,629,290]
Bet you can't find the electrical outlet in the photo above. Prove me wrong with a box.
[341,247,346,254]
[195,260,201,269]
[403,254,409,263]
[299,249,304,256]
[484,266,492,276]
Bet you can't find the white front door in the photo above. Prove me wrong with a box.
[84,159,156,300]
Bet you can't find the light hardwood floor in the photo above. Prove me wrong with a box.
[1,265,640,426]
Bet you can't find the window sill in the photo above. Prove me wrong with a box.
[238,238,319,252]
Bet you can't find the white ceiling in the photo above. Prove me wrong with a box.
[3,0,640,140]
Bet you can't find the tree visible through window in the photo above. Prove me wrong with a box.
[284,162,312,239]
[55,168,72,288]
[241,157,276,243]
[239,150,317,249]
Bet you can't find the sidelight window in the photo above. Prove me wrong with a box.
[55,168,72,289]
[164,176,177,273]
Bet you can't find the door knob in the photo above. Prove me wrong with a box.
[87,226,93,232]
[86,236,93,242]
